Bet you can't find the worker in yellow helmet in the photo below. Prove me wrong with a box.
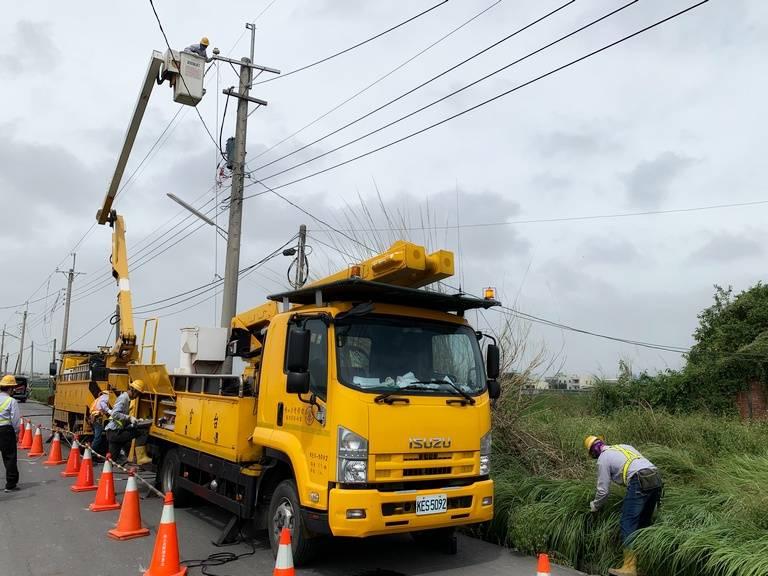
[585,435,663,576]
[0,375,21,492]
[105,380,151,466]
[184,36,211,61]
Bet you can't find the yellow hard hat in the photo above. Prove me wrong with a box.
[0,374,17,388]
[129,380,145,394]
[200,36,210,47]
[584,435,604,452]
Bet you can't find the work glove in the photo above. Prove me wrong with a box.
[589,501,598,513]
[129,416,138,425]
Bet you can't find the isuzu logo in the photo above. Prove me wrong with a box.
[409,437,452,449]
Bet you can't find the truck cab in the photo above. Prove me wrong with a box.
[138,241,501,564]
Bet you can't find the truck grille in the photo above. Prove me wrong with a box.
[372,451,475,481]
[382,496,472,517]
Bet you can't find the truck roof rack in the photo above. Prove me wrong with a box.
[267,278,500,314]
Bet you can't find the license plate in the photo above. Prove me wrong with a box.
[415,494,447,516]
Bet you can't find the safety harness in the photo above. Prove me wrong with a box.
[0,396,13,426]
[609,445,642,485]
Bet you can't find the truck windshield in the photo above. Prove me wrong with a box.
[335,315,486,396]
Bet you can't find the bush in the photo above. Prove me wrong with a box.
[489,397,768,575]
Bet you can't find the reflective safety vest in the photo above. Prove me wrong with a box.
[0,396,13,426]
[609,445,642,484]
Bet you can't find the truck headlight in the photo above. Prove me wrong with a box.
[338,426,368,483]
[480,431,491,476]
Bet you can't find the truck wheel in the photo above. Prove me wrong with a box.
[159,449,191,507]
[268,479,319,566]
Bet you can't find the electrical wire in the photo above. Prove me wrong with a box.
[252,0,503,162]
[253,0,450,86]
[249,0,627,182]
[242,0,708,197]
[308,199,768,233]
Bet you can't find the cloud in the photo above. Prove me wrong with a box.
[688,232,763,263]
[580,236,639,265]
[537,126,617,157]
[622,152,694,209]
[0,21,59,76]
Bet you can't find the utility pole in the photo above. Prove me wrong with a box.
[15,308,27,374]
[30,341,34,377]
[0,325,5,372]
[2,354,7,373]
[215,38,279,374]
[295,224,308,289]
[58,253,83,353]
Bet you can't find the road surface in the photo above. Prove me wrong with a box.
[0,402,583,576]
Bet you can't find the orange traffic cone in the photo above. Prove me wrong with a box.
[108,471,150,540]
[143,492,187,576]
[61,438,82,477]
[537,553,551,576]
[20,421,33,449]
[71,447,98,492]
[273,528,294,576]
[27,425,45,457]
[90,454,121,511]
[17,418,25,446]
[44,432,66,466]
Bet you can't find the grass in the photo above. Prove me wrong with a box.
[488,392,768,575]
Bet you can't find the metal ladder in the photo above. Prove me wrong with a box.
[140,318,159,364]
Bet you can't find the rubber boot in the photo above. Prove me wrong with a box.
[608,550,637,576]
[134,445,152,466]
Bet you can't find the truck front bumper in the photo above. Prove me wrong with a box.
[327,479,494,537]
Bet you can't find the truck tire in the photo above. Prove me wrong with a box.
[159,449,191,507]
[268,479,319,566]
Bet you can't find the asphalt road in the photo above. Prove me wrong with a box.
[0,402,583,576]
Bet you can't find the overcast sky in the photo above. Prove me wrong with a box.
[1,0,766,378]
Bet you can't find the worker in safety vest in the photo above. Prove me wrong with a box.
[89,389,111,460]
[0,375,21,492]
[105,380,150,465]
[585,435,663,576]
[184,36,211,60]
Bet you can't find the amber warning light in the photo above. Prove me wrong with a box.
[483,287,496,300]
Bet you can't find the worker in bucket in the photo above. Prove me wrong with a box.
[0,375,21,492]
[584,435,663,576]
[105,380,151,466]
[89,389,111,461]
[184,36,211,60]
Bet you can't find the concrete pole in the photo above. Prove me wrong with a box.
[15,308,27,374]
[60,253,77,352]
[220,57,252,374]
[2,354,7,373]
[30,341,34,377]
[295,224,307,288]
[0,325,5,371]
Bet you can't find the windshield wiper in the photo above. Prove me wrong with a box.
[374,383,434,404]
[411,379,476,406]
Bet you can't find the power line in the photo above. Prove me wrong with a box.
[242,0,708,197]
[308,199,768,233]
[250,0,574,173]
[253,0,450,86]
[252,0,502,162]
[250,0,632,183]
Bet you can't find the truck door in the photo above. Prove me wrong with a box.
[285,318,332,508]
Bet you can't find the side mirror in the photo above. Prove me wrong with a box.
[287,371,311,394]
[486,344,500,380]
[286,327,311,395]
[49,362,57,376]
[487,379,501,400]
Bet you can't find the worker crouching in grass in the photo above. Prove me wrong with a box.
[585,435,663,576]
[105,380,151,466]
